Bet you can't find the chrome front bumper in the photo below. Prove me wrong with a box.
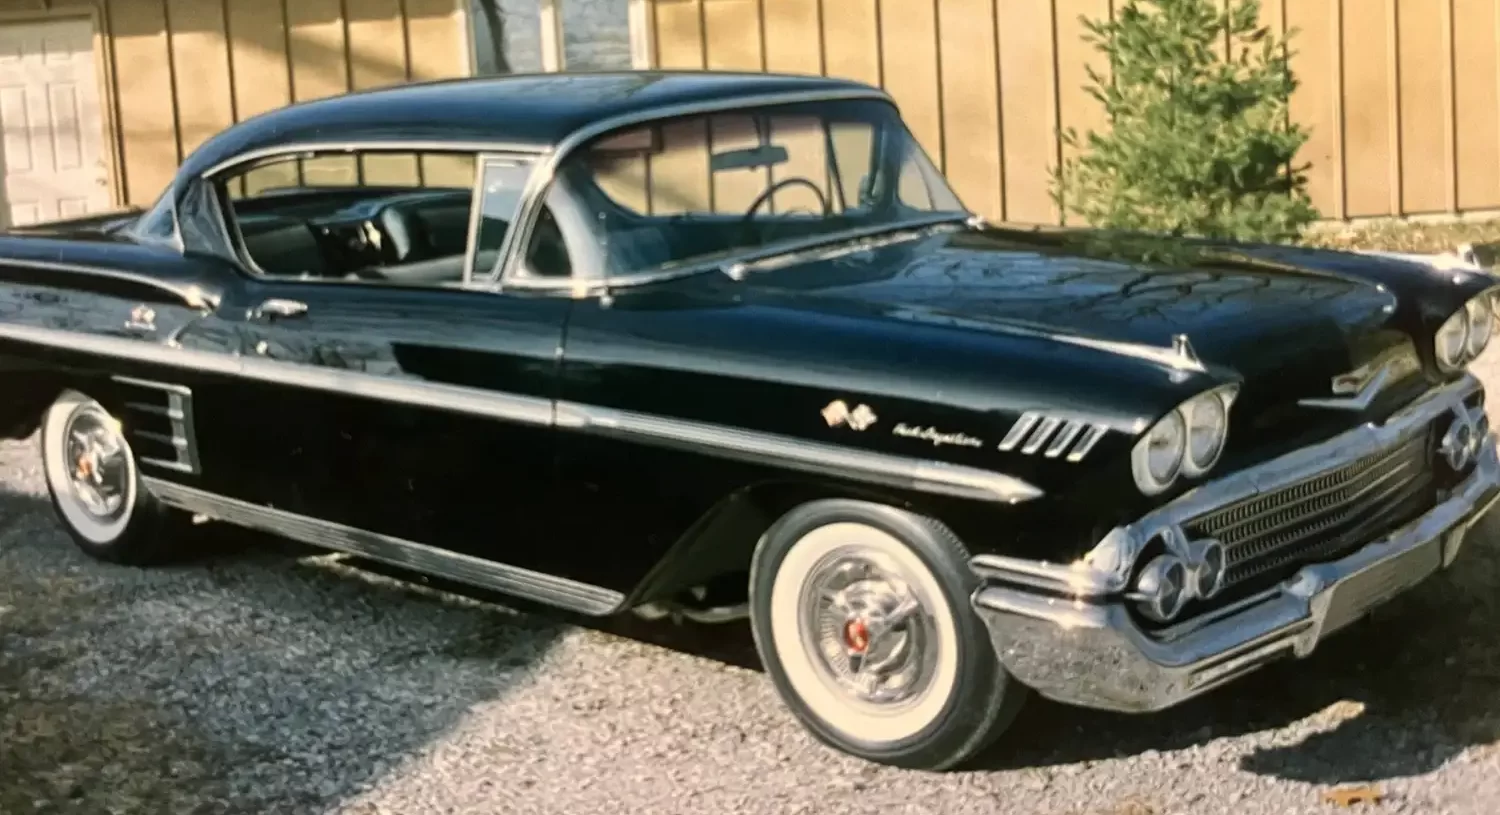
[970,377,1500,713]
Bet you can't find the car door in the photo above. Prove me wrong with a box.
[184,148,574,574]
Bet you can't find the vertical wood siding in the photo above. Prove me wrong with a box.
[0,0,468,206]
[647,0,1500,224]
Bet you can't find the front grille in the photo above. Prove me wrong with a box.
[1182,432,1433,590]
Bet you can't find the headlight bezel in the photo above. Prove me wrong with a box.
[1180,389,1233,477]
[1436,289,1499,372]
[1436,307,1471,372]
[1131,383,1240,496]
[1132,409,1185,492]
[1466,295,1494,358]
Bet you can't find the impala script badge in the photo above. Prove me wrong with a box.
[822,400,879,431]
[891,423,984,448]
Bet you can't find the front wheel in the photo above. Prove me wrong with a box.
[748,499,1026,770]
[41,389,183,565]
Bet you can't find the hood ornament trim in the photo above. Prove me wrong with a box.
[1172,334,1199,365]
[1299,348,1421,411]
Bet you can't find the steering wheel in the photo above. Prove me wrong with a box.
[740,177,830,246]
[742,177,830,220]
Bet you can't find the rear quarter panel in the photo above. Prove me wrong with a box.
[0,242,241,476]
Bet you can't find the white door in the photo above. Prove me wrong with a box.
[0,18,110,227]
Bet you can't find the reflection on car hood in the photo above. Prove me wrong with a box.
[741,227,1401,383]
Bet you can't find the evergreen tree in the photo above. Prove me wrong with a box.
[1052,0,1319,243]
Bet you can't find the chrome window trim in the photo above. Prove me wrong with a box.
[483,88,925,291]
[0,322,1044,506]
[197,139,549,182]
[197,140,539,289]
[126,188,186,253]
[473,213,970,296]
[460,154,532,288]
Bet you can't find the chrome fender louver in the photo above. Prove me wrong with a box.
[999,412,1110,462]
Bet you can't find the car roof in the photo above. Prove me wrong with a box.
[178,71,890,179]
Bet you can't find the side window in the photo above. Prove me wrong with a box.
[215,149,491,287]
[827,122,876,211]
[470,159,532,278]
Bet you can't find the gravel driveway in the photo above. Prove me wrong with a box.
[6,353,1500,815]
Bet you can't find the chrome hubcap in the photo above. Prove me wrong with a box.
[799,552,936,706]
[64,409,129,520]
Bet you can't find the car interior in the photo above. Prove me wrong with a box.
[215,109,939,288]
[228,186,578,286]
[562,111,949,278]
[228,185,478,284]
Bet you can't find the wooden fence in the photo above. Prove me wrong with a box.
[638,0,1500,225]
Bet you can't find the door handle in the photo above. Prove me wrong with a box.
[251,298,309,321]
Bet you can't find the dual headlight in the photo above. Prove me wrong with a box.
[1127,534,1228,622]
[1435,291,1498,372]
[1131,384,1240,496]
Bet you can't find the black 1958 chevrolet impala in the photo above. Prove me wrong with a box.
[2,71,1498,770]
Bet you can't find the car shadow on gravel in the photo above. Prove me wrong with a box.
[368,514,1500,788]
[975,515,1500,784]
[0,488,567,814]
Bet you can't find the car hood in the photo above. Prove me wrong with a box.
[752,228,1397,373]
[734,226,1424,454]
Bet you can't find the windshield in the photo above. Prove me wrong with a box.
[551,98,967,279]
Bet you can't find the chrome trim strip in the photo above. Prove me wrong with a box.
[112,374,192,395]
[458,154,495,287]
[971,374,1485,597]
[112,374,202,475]
[1044,420,1085,459]
[1000,411,1110,462]
[197,139,549,181]
[997,412,1039,452]
[0,323,1041,505]
[143,477,624,615]
[0,258,217,310]
[487,215,969,294]
[234,355,557,426]
[555,401,1044,505]
[1299,363,1393,411]
[488,87,898,287]
[0,323,241,374]
[1297,346,1421,411]
[1021,416,1062,455]
[0,323,557,428]
[1067,424,1108,462]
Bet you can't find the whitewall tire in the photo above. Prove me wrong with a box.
[749,499,1027,770]
[41,389,179,565]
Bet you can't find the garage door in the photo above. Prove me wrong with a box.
[0,17,110,227]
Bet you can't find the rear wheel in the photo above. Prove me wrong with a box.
[41,390,183,565]
[749,499,1026,770]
